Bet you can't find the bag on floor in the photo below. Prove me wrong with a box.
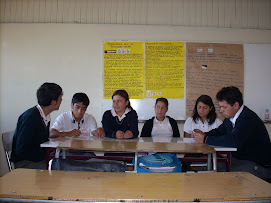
[49,158,126,172]
[133,153,182,173]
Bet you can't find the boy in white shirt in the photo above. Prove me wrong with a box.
[50,93,105,138]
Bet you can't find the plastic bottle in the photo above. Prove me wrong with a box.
[264,109,270,121]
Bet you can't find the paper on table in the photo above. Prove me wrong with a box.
[182,137,196,143]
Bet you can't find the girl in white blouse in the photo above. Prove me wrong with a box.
[184,95,222,138]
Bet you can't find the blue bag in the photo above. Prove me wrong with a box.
[133,153,182,173]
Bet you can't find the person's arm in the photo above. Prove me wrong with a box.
[204,117,253,147]
[194,117,250,147]
[124,130,133,138]
[183,117,193,138]
[50,128,81,138]
[140,118,153,137]
[193,118,224,142]
[183,132,191,138]
[127,110,139,138]
[91,127,105,138]
[87,114,105,138]
[168,117,181,137]
[193,129,206,143]
[102,111,118,138]
[49,113,80,138]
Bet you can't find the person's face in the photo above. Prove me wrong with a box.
[71,102,88,120]
[112,95,129,115]
[197,102,212,119]
[155,101,168,121]
[54,94,63,110]
[218,100,240,118]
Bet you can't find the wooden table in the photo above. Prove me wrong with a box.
[1,169,271,202]
[55,139,217,172]
[41,137,237,171]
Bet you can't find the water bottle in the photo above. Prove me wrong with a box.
[265,109,269,121]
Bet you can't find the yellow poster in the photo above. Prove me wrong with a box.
[144,41,184,98]
[103,42,144,99]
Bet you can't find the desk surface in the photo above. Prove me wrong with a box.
[41,137,236,152]
[57,139,216,154]
[1,169,271,202]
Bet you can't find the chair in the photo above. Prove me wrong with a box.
[49,158,126,172]
[2,131,15,171]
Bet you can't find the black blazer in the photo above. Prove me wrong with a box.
[205,106,271,166]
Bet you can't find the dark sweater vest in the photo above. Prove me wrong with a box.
[11,106,49,162]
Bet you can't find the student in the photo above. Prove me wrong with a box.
[11,82,63,169]
[141,98,180,138]
[194,86,271,181]
[50,93,105,138]
[102,90,139,139]
[183,95,222,138]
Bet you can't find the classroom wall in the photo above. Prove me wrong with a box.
[1,23,271,176]
[1,0,271,30]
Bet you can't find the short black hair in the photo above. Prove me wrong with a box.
[72,93,90,106]
[216,86,243,106]
[37,83,63,106]
[155,98,169,107]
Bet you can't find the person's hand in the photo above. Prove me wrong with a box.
[92,128,105,138]
[66,129,81,137]
[193,129,206,143]
[97,128,105,138]
[115,130,125,139]
[124,130,133,139]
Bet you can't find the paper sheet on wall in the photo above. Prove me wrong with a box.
[186,43,244,119]
[103,42,144,99]
[144,41,185,98]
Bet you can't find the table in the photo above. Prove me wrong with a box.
[55,138,217,172]
[1,169,271,202]
[41,137,237,172]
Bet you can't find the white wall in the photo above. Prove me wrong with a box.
[1,23,271,176]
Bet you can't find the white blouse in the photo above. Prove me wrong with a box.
[151,117,173,138]
[183,117,222,134]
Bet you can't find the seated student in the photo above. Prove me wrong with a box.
[183,95,222,138]
[141,98,180,138]
[50,93,105,138]
[102,90,139,139]
[11,82,63,169]
[193,86,271,182]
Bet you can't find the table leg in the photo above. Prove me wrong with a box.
[134,152,138,173]
[62,149,66,159]
[212,152,217,172]
[55,148,60,158]
[226,152,231,172]
[207,153,211,171]
[45,148,50,169]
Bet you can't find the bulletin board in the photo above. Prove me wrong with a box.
[186,43,244,119]
[102,41,185,121]
[102,41,245,121]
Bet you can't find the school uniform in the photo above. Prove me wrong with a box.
[183,117,222,134]
[11,105,50,169]
[204,105,271,181]
[141,116,180,137]
[102,108,139,138]
[51,111,98,138]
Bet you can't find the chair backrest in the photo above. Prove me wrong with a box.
[2,131,15,171]
[49,158,126,172]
